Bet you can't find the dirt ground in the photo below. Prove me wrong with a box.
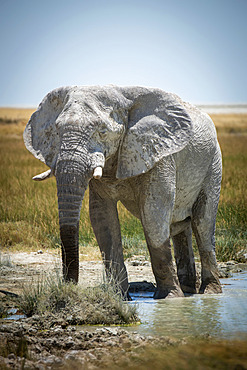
[0,250,245,296]
[0,251,156,296]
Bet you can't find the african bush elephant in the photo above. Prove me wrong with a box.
[23,85,222,299]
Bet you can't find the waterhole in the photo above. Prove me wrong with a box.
[127,272,247,340]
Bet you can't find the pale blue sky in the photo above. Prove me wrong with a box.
[0,0,246,106]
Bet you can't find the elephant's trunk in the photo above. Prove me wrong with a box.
[56,162,88,283]
[55,128,105,283]
[60,223,80,282]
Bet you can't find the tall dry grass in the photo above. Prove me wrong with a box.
[0,109,246,261]
[16,270,137,324]
[0,107,35,122]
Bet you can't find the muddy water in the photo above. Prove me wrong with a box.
[127,272,247,340]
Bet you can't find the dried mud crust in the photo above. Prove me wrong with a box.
[0,322,183,369]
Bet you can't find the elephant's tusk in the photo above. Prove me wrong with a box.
[32,169,53,181]
[93,167,103,179]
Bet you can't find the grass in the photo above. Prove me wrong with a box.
[0,109,246,262]
[16,270,138,325]
[215,124,247,261]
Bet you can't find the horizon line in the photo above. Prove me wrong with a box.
[1,102,247,109]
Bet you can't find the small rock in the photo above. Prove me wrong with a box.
[104,327,118,335]
[64,350,79,361]
[218,270,232,278]
[55,318,67,328]
[53,327,63,335]
[129,281,156,292]
[87,352,97,361]
[7,353,16,360]
[28,327,37,334]
[106,339,117,347]
[95,328,108,335]
[84,331,94,339]
[65,336,75,348]
[231,267,243,273]
[41,355,57,365]
[128,255,149,266]
[143,261,151,266]
[35,344,42,353]
[226,260,237,266]
[131,260,142,266]
[118,329,128,336]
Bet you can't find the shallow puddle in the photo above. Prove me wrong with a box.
[6,308,26,320]
[127,272,247,340]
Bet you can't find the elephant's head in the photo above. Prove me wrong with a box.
[23,85,192,282]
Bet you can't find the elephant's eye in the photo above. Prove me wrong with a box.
[98,127,108,138]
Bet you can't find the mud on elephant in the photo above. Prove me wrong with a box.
[23,85,222,299]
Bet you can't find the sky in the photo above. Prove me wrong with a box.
[0,0,246,106]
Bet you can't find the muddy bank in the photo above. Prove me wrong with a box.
[1,252,247,368]
[1,320,181,369]
[1,317,247,369]
[0,252,178,368]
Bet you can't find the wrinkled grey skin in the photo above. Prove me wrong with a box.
[23,85,222,299]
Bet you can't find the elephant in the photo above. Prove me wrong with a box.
[23,85,222,299]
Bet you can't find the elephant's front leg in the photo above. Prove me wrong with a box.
[140,157,184,299]
[146,235,183,299]
[140,168,183,299]
[89,181,129,299]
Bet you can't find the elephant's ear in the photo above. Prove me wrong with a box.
[23,87,70,168]
[116,90,193,179]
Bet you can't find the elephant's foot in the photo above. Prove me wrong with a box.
[180,284,197,294]
[178,275,197,294]
[199,277,222,294]
[62,263,79,283]
[153,286,184,299]
[63,268,79,284]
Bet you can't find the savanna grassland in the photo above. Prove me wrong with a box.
[0,108,246,262]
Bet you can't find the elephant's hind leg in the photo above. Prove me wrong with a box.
[172,223,197,294]
[192,151,222,294]
[192,208,222,294]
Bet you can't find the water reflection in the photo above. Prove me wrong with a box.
[128,272,247,340]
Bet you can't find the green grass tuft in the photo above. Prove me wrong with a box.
[17,271,138,325]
